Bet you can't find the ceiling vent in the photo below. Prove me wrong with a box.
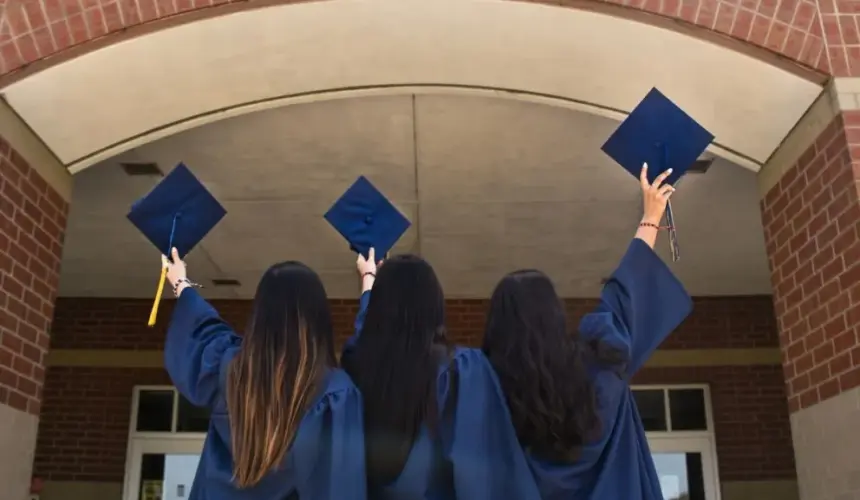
[687,158,714,175]
[120,162,162,177]
[212,278,242,287]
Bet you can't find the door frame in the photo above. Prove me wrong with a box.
[648,435,722,500]
[122,436,206,500]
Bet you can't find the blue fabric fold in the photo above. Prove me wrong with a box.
[165,289,367,500]
[527,239,693,500]
[347,291,541,500]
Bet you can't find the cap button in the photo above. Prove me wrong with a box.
[365,215,373,225]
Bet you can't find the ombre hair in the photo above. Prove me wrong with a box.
[225,261,336,488]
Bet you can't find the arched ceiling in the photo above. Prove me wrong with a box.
[0,0,822,173]
[60,93,772,299]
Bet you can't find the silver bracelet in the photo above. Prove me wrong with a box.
[174,278,202,296]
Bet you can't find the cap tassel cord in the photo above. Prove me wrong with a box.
[148,267,168,327]
[148,214,179,327]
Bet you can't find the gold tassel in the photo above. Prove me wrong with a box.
[148,266,168,327]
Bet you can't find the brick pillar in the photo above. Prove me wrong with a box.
[0,128,69,498]
[759,82,860,500]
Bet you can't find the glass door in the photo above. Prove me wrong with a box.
[649,436,721,500]
[123,437,205,500]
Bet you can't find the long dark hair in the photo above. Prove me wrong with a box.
[344,254,450,486]
[225,261,336,488]
[481,269,622,462]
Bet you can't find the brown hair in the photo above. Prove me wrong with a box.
[224,261,335,488]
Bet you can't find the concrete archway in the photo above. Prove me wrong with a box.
[0,0,831,78]
[0,0,824,173]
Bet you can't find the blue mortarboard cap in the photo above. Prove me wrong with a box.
[128,162,226,259]
[127,163,226,326]
[324,176,411,260]
[601,88,714,185]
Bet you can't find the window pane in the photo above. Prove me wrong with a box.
[177,395,211,433]
[633,389,667,431]
[669,389,708,431]
[136,390,174,432]
[138,453,165,499]
[652,452,705,500]
[136,453,201,500]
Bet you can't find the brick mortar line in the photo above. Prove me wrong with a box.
[44,347,783,368]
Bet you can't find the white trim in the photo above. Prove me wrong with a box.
[663,388,673,432]
[702,385,716,434]
[129,386,187,439]
[171,390,180,433]
[124,386,210,500]
[123,437,206,500]
[631,383,714,434]
[631,384,720,500]
[649,436,722,500]
[121,383,722,500]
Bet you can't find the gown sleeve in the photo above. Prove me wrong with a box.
[341,290,371,361]
[163,288,241,408]
[439,348,542,500]
[291,375,367,499]
[579,238,693,376]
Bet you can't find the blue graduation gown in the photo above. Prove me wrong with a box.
[526,239,693,500]
[345,292,541,500]
[164,288,367,500]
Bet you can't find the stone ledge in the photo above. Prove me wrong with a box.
[45,348,782,368]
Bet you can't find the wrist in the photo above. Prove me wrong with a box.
[641,215,662,225]
[361,273,375,292]
[173,277,200,297]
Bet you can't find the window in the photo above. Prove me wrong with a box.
[124,387,209,500]
[124,385,720,500]
[631,386,711,434]
[129,387,211,436]
[632,385,720,500]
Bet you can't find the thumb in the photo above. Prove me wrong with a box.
[368,247,375,264]
[171,247,180,263]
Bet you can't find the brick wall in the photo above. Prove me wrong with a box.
[49,295,779,350]
[32,364,795,483]
[760,111,860,414]
[34,367,170,482]
[34,295,792,483]
[0,135,67,416]
[637,365,796,481]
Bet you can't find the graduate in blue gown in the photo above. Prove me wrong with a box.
[161,250,367,500]
[482,165,693,500]
[341,249,541,500]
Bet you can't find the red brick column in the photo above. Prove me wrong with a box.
[823,1,860,76]
[0,134,68,499]
[759,109,860,499]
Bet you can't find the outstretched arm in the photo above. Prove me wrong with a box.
[341,248,378,361]
[589,239,692,375]
[579,164,691,375]
[162,248,241,407]
[164,287,240,407]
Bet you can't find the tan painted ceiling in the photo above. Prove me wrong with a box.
[59,93,772,299]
